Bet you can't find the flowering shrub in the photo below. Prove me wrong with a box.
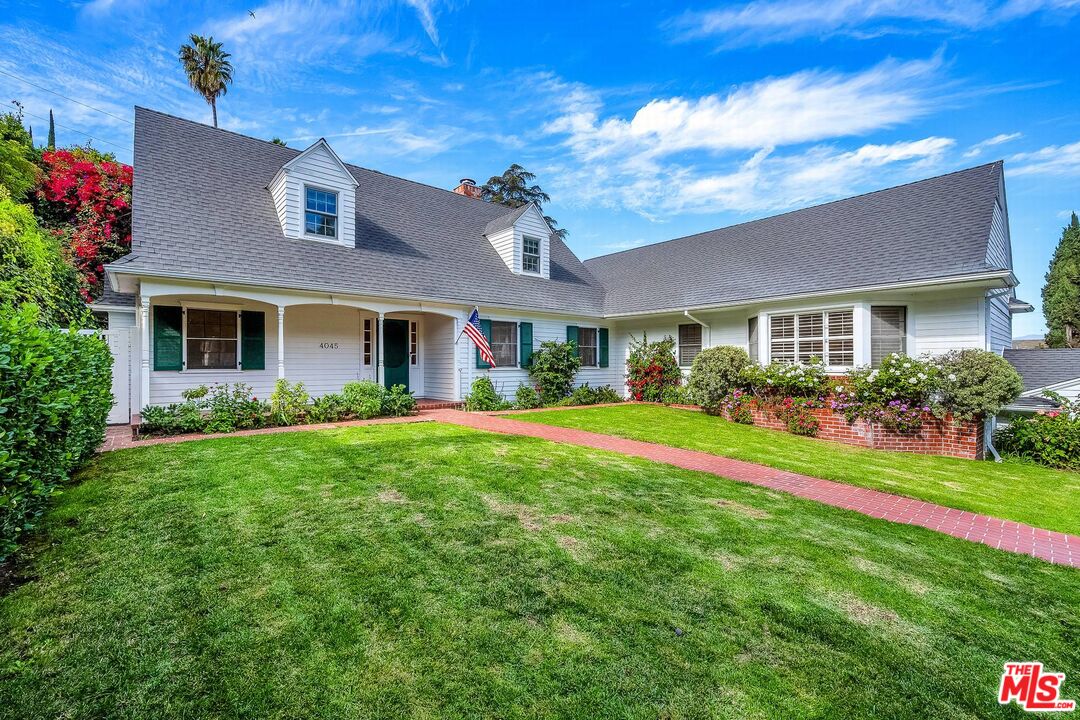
[626,333,681,402]
[847,354,937,406]
[720,389,755,424]
[935,349,1023,421]
[687,345,751,414]
[744,360,829,399]
[995,395,1080,469]
[33,148,132,300]
[775,397,820,436]
[206,382,266,433]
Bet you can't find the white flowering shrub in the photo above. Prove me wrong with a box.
[934,349,1023,421]
[846,354,938,407]
[742,359,830,399]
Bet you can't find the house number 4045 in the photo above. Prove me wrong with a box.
[319,342,340,350]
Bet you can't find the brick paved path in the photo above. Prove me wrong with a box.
[429,409,1079,568]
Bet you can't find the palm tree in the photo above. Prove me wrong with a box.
[178,34,234,128]
[481,163,568,239]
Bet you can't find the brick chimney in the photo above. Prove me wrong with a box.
[453,178,483,199]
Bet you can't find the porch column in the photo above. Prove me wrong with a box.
[453,316,462,401]
[376,313,385,386]
[139,297,150,412]
[277,306,286,379]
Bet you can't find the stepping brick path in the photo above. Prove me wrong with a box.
[429,409,1079,568]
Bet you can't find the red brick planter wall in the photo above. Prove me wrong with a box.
[744,406,984,459]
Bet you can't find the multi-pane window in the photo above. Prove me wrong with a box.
[769,309,854,367]
[186,309,238,370]
[490,321,518,367]
[304,186,337,238]
[363,318,372,365]
[523,236,541,274]
[871,306,907,366]
[410,321,418,365]
[678,323,703,366]
[578,327,599,367]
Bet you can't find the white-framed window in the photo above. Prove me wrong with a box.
[304,186,338,238]
[678,323,702,366]
[410,321,418,365]
[870,306,907,366]
[490,321,518,367]
[185,308,239,370]
[522,235,541,274]
[363,318,372,365]
[769,309,854,367]
[578,327,599,367]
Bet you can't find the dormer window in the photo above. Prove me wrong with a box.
[305,186,338,239]
[523,235,541,274]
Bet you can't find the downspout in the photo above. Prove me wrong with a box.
[984,416,1002,462]
[683,310,711,346]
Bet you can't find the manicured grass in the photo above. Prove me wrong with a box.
[2,423,1078,719]
[508,404,1080,536]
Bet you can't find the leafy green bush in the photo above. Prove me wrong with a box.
[593,385,623,404]
[935,349,1023,420]
[381,385,417,417]
[528,340,581,404]
[569,383,601,406]
[688,345,751,414]
[995,395,1080,469]
[270,379,309,426]
[514,384,542,410]
[342,380,385,420]
[626,333,682,402]
[205,383,265,433]
[308,393,350,423]
[0,303,112,559]
[661,384,690,405]
[464,377,511,411]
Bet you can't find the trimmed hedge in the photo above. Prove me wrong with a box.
[0,304,112,559]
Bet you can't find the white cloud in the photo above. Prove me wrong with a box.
[1009,141,1080,176]
[668,0,1080,46]
[543,57,941,163]
[963,131,1022,157]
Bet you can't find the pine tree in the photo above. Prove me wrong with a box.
[47,109,55,150]
[1043,212,1080,347]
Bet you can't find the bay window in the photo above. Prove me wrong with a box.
[769,309,854,367]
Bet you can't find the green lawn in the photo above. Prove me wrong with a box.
[2,423,1078,719]
[508,404,1080,536]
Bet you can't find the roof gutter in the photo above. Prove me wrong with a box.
[601,270,1016,319]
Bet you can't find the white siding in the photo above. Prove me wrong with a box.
[423,314,456,400]
[107,310,136,329]
[486,226,516,274]
[910,295,985,355]
[460,311,622,401]
[986,199,1011,269]
[985,199,1013,353]
[270,141,356,248]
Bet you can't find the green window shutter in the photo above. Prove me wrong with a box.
[241,311,265,370]
[153,305,183,371]
[566,325,579,357]
[519,322,533,368]
[475,318,492,369]
[599,328,609,368]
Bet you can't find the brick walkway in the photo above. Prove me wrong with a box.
[428,409,1079,568]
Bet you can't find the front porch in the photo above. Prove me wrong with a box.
[113,279,471,421]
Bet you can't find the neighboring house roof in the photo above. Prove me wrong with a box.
[112,108,606,316]
[1003,348,1080,393]
[92,285,136,309]
[1005,395,1060,412]
[583,162,1009,315]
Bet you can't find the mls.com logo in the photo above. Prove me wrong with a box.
[999,662,1076,712]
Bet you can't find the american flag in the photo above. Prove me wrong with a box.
[463,307,496,367]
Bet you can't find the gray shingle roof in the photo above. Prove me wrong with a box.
[92,285,136,308]
[485,204,533,236]
[1003,349,1080,392]
[115,108,605,316]
[584,162,1008,315]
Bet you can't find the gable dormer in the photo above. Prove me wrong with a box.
[268,139,358,248]
[483,203,552,278]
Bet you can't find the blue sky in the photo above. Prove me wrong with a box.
[2,0,1078,337]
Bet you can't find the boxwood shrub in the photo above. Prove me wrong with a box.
[0,304,112,559]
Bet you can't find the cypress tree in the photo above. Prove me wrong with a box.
[47,109,55,150]
[1043,212,1080,347]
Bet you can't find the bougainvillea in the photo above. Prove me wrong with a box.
[625,333,682,402]
[34,148,132,300]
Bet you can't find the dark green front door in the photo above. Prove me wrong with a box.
[383,319,409,391]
